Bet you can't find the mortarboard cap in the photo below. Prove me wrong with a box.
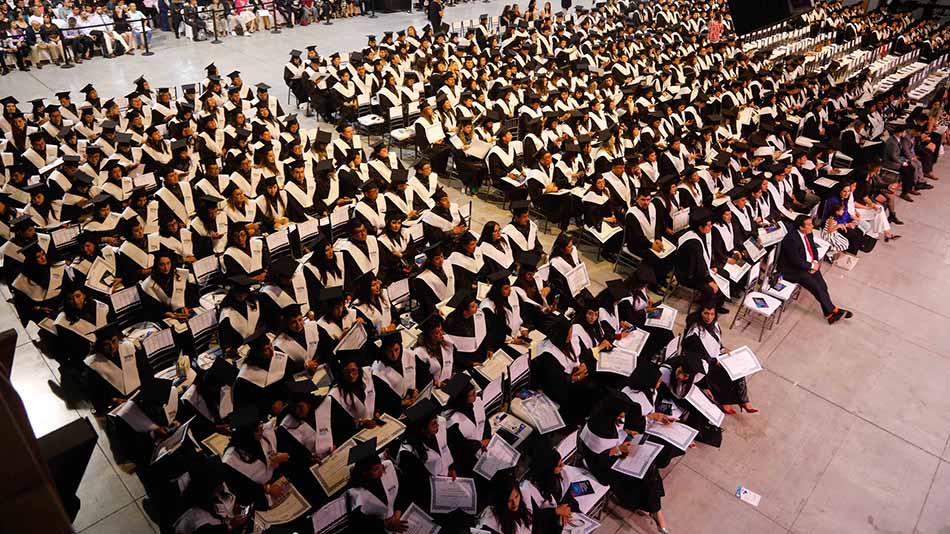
[348,437,380,467]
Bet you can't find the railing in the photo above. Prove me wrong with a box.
[4,17,156,69]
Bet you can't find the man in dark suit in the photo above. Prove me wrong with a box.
[883,126,919,203]
[778,215,852,324]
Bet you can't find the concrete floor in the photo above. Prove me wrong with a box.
[4,5,950,533]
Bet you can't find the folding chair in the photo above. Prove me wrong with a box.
[758,246,799,324]
[141,327,181,377]
[728,260,781,341]
[387,105,415,160]
[612,228,642,273]
[356,94,384,139]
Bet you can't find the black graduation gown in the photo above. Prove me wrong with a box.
[530,345,600,426]
[578,421,664,513]
[83,349,148,413]
[410,267,449,322]
[673,238,712,291]
[138,274,199,323]
[217,299,262,353]
[445,408,489,477]
[443,312,489,368]
[232,366,291,418]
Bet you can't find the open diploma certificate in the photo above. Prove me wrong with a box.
[473,434,521,479]
[566,262,591,297]
[615,328,649,356]
[611,440,663,479]
[401,502,441,534]
[716,345,763,380]
[563,512,601,533]
[684,384,725,427]
[255,482,310,527]
[475,350,514,382]
[645,421,699,451]
[645,304,677,330]
[310,439,357,496]
[596,349,637,376]
[429,476,478,514]
[510,392,566,434]
[352,413,406,450]
[200,432,230,457]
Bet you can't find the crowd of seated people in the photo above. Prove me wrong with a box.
[1,0,949,532]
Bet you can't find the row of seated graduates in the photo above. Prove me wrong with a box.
[281,0,937,308]
[2,0,947,533]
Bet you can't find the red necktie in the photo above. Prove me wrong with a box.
[804,235,814,260]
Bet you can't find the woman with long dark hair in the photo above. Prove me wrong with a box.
[445,232,482,293]
[579,392,670,533]
[371,331,428,418]
[221,222,266,280]
[477,475,532,534]
[216,275,262,357]
[11,240,63,327]
[479,271,527,353]
[233,333,291,418]
[351,273,399,337]
[221,406,290,508]
[682,299,759,415]
[443,290,490,368]
[53,283,111,363]
[411,314,456,388]
[301,234,345,299]
[546,232,592,312]
[532,316,600,426]
[443,374,491,477]
[138,249,197,323]
[476,220,515,276]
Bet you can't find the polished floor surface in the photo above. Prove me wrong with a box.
[4,6,950,533]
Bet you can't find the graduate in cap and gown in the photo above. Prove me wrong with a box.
[532,316,601,426]
[681,299,758,415]
[82,325,147,414]
[347,437,410,533]
[233,330,292,418]
[674,206,727,312]
[411,241,454,322]
[137,249,198,324]
[371,330,428,418]
[396,398,457,518]
[221,405,292,509]
[217,275,263,357]
[502,201,544,260]
[479,269,528,354]
[11,239,65,328]
[271,304,321,375]
[578,392,670,533]
[442,374,491,478]
[443,290,490,369]
[179,356,237,441]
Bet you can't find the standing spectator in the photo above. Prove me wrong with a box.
[126,3,152,49]
[427,0,443,34]
[707,12,724,43]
